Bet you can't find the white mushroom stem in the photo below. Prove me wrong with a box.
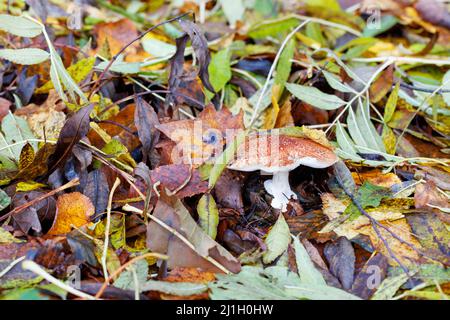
[263,171,297,212]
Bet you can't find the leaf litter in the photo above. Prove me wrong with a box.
[0,0,449,301]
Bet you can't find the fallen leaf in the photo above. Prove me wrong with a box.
[93,19,138,56]
[263,214,291,264]
[47,192,95,235]
[324,237,355,290]
[146,194,241,273]
[359,219,421,267]
[47,104,93,175]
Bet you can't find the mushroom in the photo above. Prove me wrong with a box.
[227,131,338,212]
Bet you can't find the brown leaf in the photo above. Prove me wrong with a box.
[88,104,139,151]
[155,105,243,166]
[369,64,394,103]
[146,195,241,273]
[178,20,215,95]
[11,191,56,234]
[134,97,160,163]
[324,237,355,290]
[83,169,110,215]
[214,169,244,213]
[150,164,208,198]
[47,104,94,176]
[0,97,11,121]
[15,90,66,140]
[350,253,388,299]
[168,20,216,108]
[47,192,95,235]
[93,19,139,56]
[15,143,56,181]
[414,180,449,211]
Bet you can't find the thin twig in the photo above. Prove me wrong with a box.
[89,11,193,99]
[249,19,311,128]
[21,260,96,300]
[95,252,168,299]
[101,178,121,281]
[123,204,232,274]
[0,178,80,222]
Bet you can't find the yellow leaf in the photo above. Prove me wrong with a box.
[16,181,46,192]
[275,99,294,128]
[18,143,35,170]
[47,192,95,235]
[359,219,421,267]
[263,86,281,129]
[36,57,96,94]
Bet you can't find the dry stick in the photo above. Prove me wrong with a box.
[123,204,232,275]
[95,252,168,299]
[22,260,96,300]
[248,19,311,128]
[101,178,121,281]
[89,11,192,99]
[0,178,80,222]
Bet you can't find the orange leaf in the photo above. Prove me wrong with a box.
[47,192,95,235]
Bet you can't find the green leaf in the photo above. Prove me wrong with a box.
[305,0,341,12]
[345,181,391,220]
[113,259,148,291]
[197,193,219,239]
[274,38,295,95]
[0,113,37,161]
[0,189,11,212]
[382,125,396,155]
[248,16,299,39]
[286,83,346,110]
[0,48,49,65]
[335,121,359,158]
[323,70,355,93]
[355,99,386,153]
[142,280,208,296]
[209,266,360,300]
[96,58,141,74]
[46,36,88,103]
[263,214,291,264]
[305,23,326,46]
[219,0,245,28]
[292,235,326,286]
[142,38,176,57]
[0,14,42,37]
[441,70,450,106]
[384,82,399,123]
[209,130,245,188]
[284,283,360,300]
[208,48,232,92]
[363,15,398,37]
